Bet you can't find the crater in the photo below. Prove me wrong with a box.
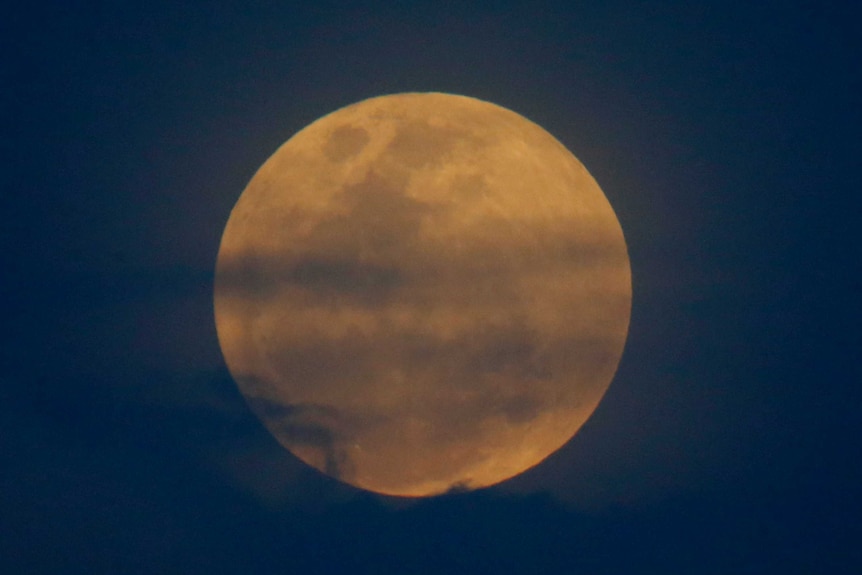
[324,125,370,162]
[386,120,464,169]
[450,173,488,201]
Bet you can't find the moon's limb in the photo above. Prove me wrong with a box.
[214,93,630,497]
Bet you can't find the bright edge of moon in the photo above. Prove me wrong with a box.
[214,92,631,497]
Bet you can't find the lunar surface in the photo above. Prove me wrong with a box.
[214,93,631,497]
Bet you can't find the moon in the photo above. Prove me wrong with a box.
[214,93,630,497]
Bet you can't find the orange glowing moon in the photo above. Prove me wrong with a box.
[214,93,630,497]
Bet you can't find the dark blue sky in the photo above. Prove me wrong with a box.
[2,1,859,573]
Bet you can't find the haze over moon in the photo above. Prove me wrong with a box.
[214,93,631,497]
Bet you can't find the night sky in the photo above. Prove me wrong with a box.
[2,1,859,573]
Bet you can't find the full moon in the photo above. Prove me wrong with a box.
[214,93,630,497]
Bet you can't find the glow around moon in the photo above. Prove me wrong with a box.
[214,93,631,497]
